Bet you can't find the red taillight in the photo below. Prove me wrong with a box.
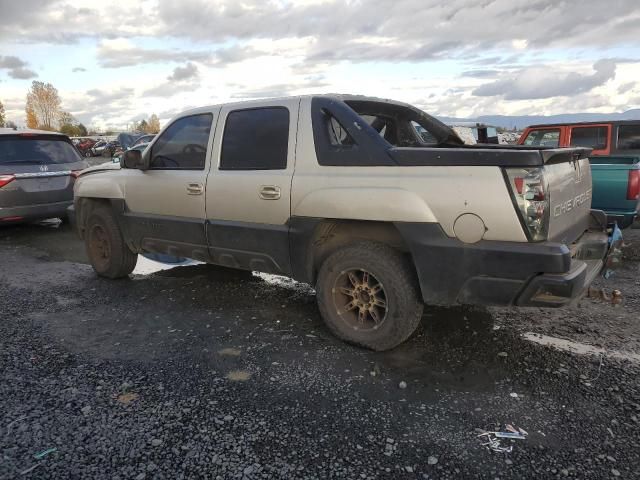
[70,170,82,179]
[1,216,24,222]
[505,167,550,241]
[628,170,640,200]
[514,177,524,194]
[0,175,15,188]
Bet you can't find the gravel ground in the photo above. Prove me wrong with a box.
[1,222,639,479]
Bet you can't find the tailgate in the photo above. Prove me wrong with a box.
[9,172,74,206]
[543,149,593,244]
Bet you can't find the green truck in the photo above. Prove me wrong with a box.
[519,121,640,228]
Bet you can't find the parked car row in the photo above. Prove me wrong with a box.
[71,134,156,159]
[85,140,122,158]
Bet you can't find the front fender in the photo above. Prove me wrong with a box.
[74,172,125,200]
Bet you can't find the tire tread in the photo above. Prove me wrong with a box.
[85,204,137,278]
[316,241,423,351]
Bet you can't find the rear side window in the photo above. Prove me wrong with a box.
[150,114,212,170]
[327,115,355,146]
[570,126,608,150]
[412,121,437,143]
[0,136,82,165]
[522,129,560,147]
[220,107,289,170]
[618,125,640,150]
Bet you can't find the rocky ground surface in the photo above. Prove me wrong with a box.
[1,222,639,479]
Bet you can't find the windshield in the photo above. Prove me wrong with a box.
[0,135,83,165]
[522,129,560,147]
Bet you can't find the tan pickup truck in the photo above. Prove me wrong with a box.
[71,95,622,350]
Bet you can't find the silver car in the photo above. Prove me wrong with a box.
[0,128,88,224]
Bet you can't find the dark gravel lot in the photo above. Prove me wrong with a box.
[1,222,639,479]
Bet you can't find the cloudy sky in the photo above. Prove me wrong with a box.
[1,0,639,130]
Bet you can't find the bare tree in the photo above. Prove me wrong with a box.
[25,81,61,130]
[0,100,5,127]
[147,114,161,134]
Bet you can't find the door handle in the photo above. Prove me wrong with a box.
[259,185,281,200]
[186,183,204,195]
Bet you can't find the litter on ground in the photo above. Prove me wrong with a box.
[477,424,528,454]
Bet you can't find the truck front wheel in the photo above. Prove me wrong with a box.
[84,205,137,278]
[316,242,423,351]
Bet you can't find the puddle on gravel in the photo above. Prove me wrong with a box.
[254,272,315,293]
[133,255,202,275]
[226,370,252,381]
[523,332,640,363]
[132,258,315,294]
[218,347,242,356]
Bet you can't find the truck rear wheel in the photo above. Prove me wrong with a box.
[85,205,137,278]
[316,242,423,351]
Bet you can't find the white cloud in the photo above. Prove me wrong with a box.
[0,56,37,79]
[473,59,617,100]
[1,0,640,129]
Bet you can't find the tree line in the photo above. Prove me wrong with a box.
[1,81,161,136]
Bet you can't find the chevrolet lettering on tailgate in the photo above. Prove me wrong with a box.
[554,189,592,218]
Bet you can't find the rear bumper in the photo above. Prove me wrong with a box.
[0,200,72,224]
[516,227,622,308]
[604,211,638,229]
[396,210,622,308]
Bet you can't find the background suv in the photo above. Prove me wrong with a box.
[0,128,88,224]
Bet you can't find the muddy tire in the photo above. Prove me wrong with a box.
[84,205,137,278]
[316,241,423,351]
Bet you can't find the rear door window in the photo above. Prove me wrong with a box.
[617,124,640,150]
[220,107,289,170]
[0,136,82,165]
[412,121,437,144]
[569,126,608,150]
[150,114,213,170]
[522,129,560,147]
[326,115,356,146]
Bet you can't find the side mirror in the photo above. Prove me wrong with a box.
[121,149,145,169]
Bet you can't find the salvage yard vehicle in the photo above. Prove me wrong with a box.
[71,95,622,351]
[75,138,97,157]
[448,122,501,145]
[132,134,155,147]
[100,140,121,158]
[519,121,640,228]
[0,129,88,224]
[87,140,107,157]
